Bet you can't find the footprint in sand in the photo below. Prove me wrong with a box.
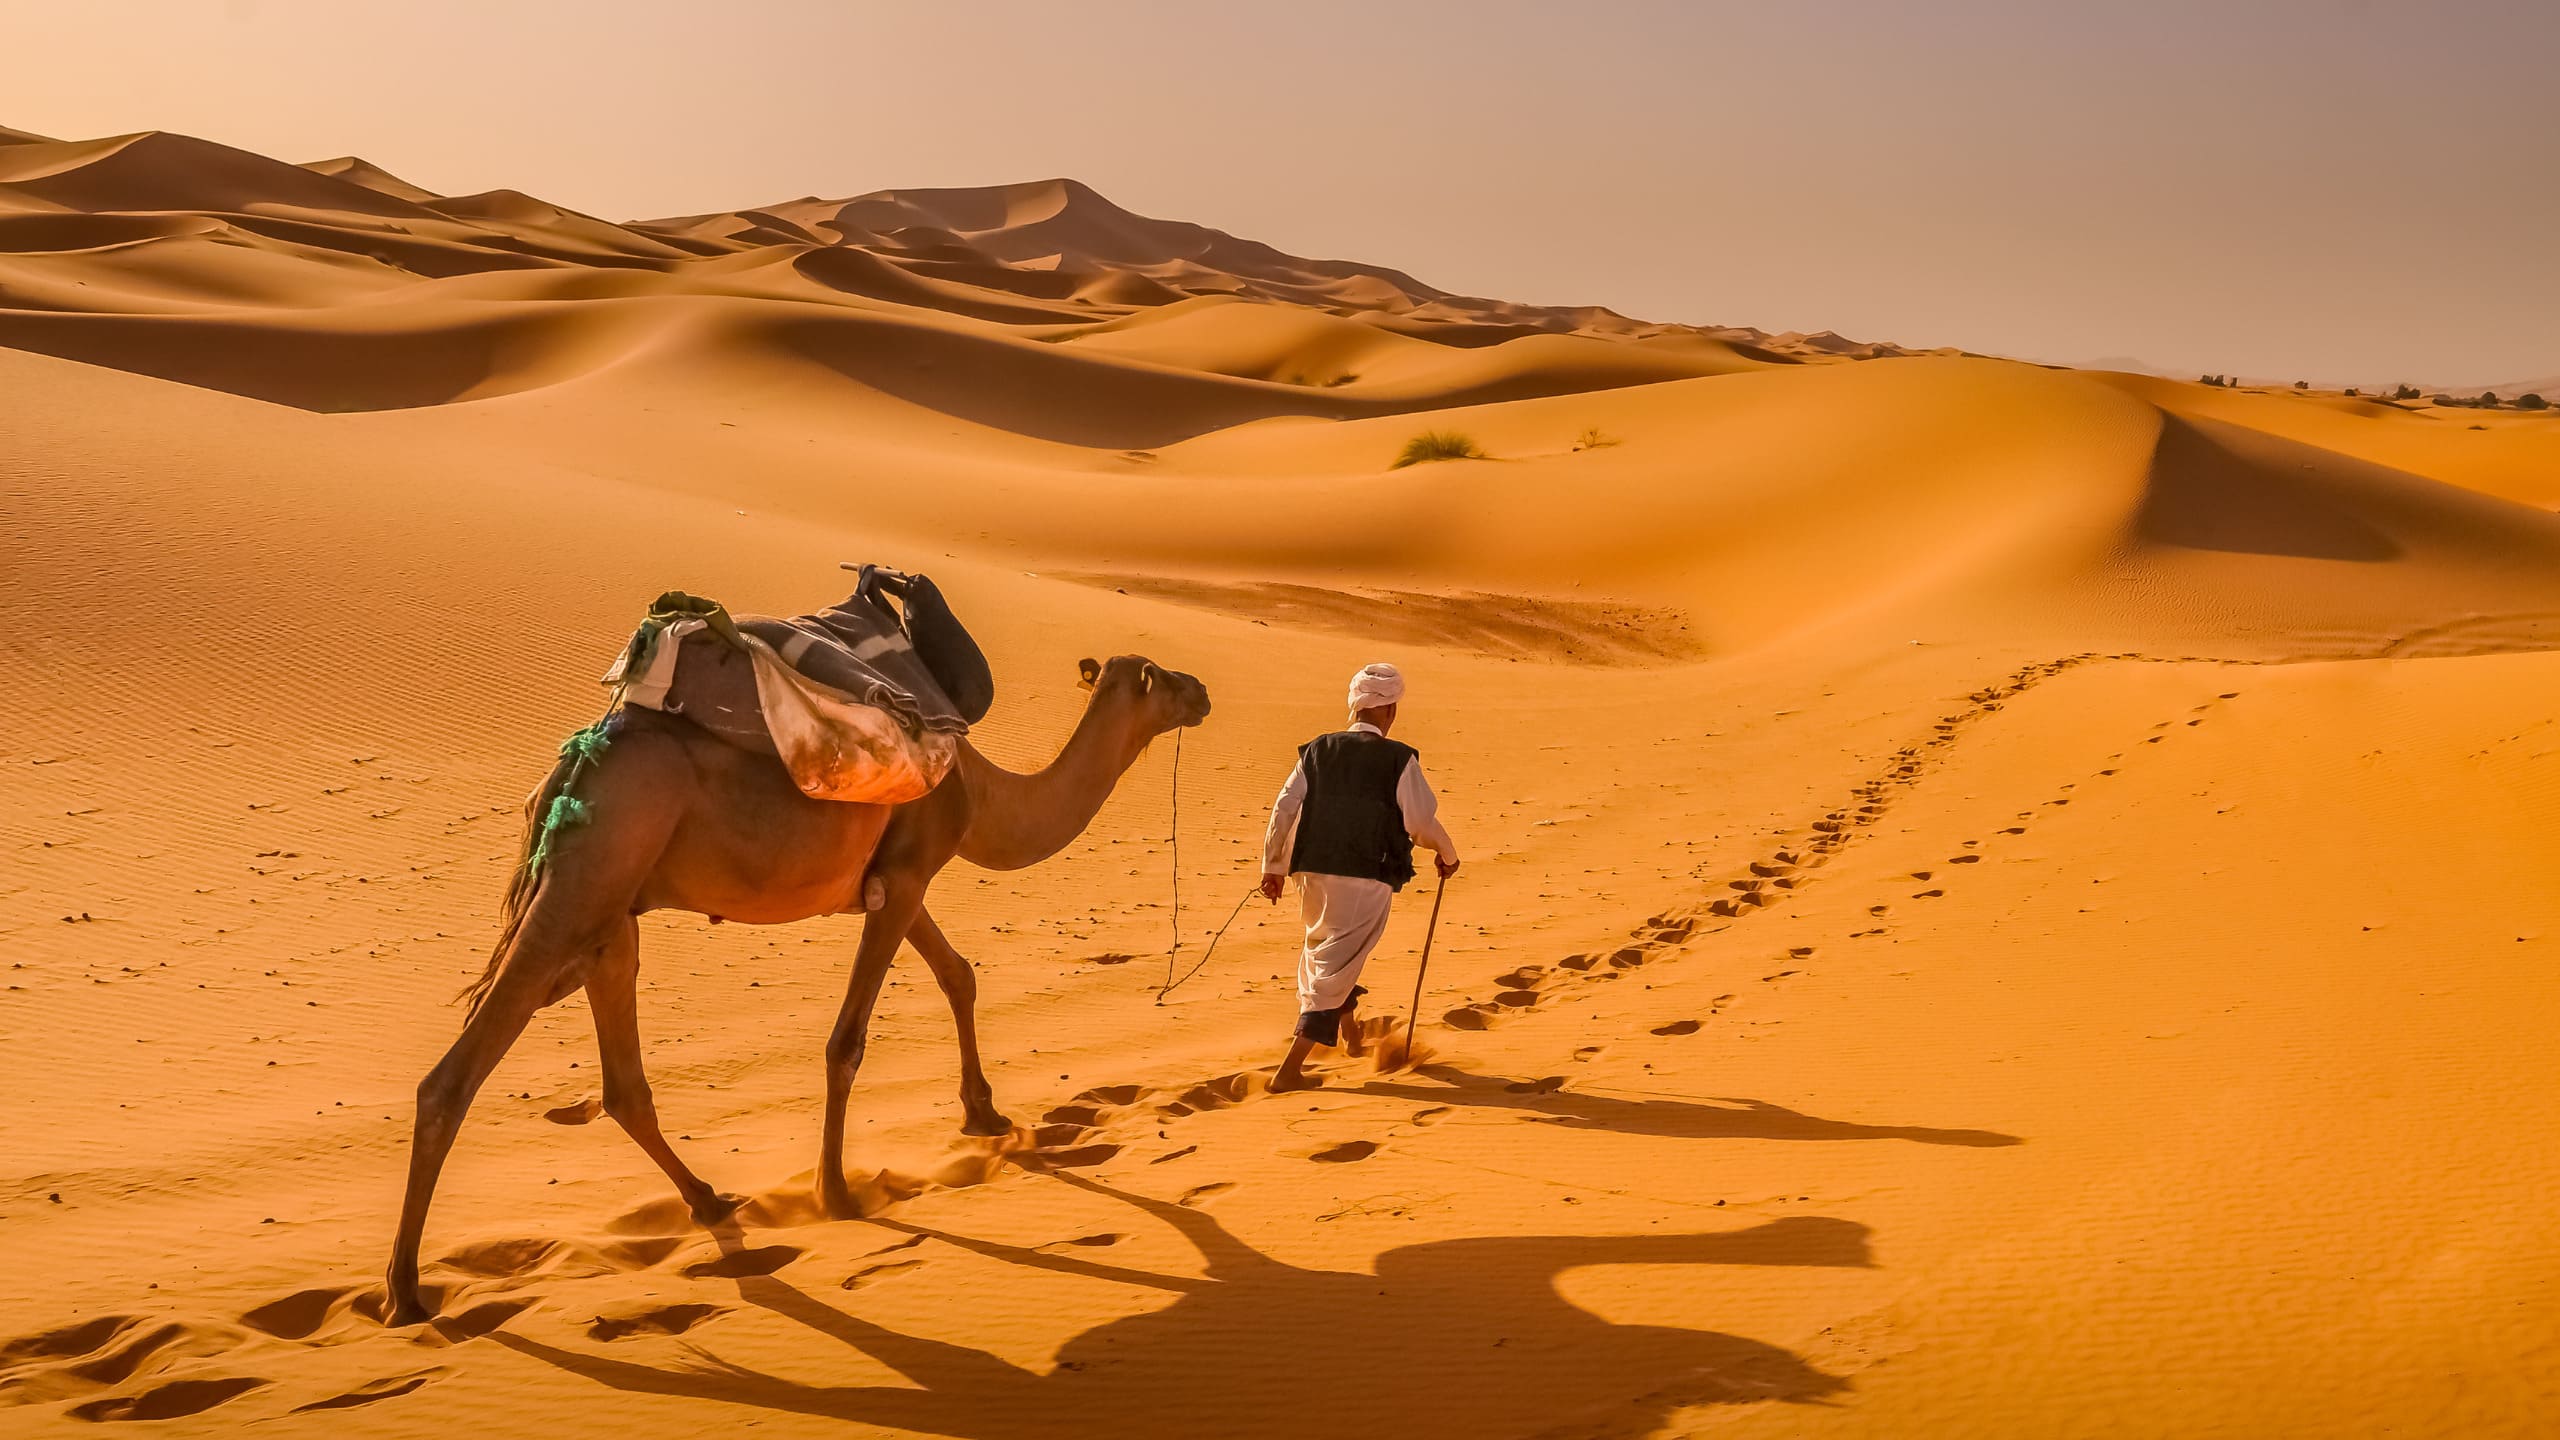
[1913,888,1945,899]
[586,1303,725,1342]
[542,1097,604,1125]
[1030,1142,1123,1170]
[241,1285,358,1341]
[1034,1233,1125,1253]
[1309,1140,1380,1164]
[1651,1020,1702,1036]
[1572,1045,1605,1062]
[682,1245,803,1280]
[1177,1182,1234,1207]
[290,1370,442,1413]
[841,1257,928,1290]
[1408,1105,1454,1125]
[69,1376,268,1423]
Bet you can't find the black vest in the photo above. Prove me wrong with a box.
[1288,730,1419,890]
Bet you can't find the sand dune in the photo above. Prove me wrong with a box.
[6,120,2559,1437]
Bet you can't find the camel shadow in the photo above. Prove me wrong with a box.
[495,1167,1870,1439]
[1359,1065,2024,1148]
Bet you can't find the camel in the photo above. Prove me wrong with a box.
[385,653,1212,1326]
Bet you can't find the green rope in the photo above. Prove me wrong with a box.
[559,722,612,765]
[523,590,735,885]
[523,720,612,878]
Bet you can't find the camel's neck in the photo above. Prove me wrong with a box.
[955,697,1159,871]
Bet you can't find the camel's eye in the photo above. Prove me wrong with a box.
[1076,657,1100,691]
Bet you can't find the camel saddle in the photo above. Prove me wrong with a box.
[603,586,969,804]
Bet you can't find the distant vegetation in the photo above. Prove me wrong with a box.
[1392,430,1485,468]
[2198,378,2536,410]
[1571,427,1620,452]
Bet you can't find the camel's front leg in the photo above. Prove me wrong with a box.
[909,907,1012,1136]
[820,874,923,1219]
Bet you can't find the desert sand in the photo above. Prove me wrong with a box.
[5,123,2560,1436]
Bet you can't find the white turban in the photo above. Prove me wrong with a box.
[1347,662,1405,711]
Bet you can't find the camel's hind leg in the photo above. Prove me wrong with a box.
[385,956,555,1327]
[910,908,1012,1136]
[589,915,744,1225]
[387,724,691,1326]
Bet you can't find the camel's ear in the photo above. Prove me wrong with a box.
[1140,661,1157,693]
[1076,657,1100,691]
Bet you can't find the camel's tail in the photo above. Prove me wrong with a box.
[455,735,592,1018]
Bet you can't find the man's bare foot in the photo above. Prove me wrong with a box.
[1339,1019,1368,1059]
[1270,1071,1326,1093]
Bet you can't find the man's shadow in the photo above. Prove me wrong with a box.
[497,1167,1872,1439]
[1360,1065,2025,1148]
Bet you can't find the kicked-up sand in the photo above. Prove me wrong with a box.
[4,122,2560,1436]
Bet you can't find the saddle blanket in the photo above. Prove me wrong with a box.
[603,589,966,804]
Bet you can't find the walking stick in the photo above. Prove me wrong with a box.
[1401,872,1453,1065]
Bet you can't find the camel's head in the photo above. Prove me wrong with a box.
[1078,655,1212,733]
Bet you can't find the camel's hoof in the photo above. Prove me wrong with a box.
[386,1300,432,1329]
[960,1113,1016,1138]
[820,1188,861,1222]
[691,1193,748,1226]
[1270,1074,1326,1094]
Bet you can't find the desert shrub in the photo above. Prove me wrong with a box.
[2393,384,2422,401]
[2432,394,2457,406]
[2344,387,2360,397]
[1324,373,1359,388]
[2519,393,2548,410]
[1392,430,1485,468]
[2294,380,2310,390]
[2480,392,2501,407]
[1572,427,1620,451]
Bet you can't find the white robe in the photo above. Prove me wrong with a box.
[1262,724,1460,1014]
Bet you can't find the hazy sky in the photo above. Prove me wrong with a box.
[6,0,2554,384]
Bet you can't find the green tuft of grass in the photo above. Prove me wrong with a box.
[1392,430,1485,468]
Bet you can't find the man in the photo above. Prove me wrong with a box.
[1260,662,1462,1090]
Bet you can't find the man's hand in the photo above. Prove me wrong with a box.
[1260,873,1286,902]
[1436,855,1461,880]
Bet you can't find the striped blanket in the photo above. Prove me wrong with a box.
[603,588,966,804]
